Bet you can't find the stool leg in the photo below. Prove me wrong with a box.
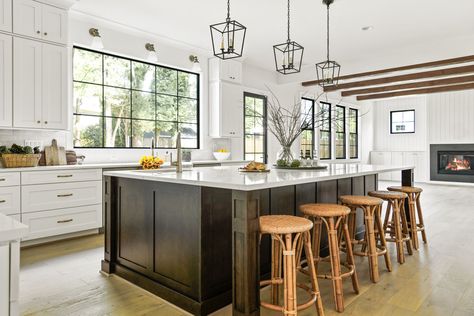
[364,205,380,283]
[392,199,405,264]
[400,202,414,256]
[327,217,344,312]
[283,233,297,315]
[343,218,360,294]
[383,200,391,233]
[271,236,281,305]
[408,194,419,250]
[347,207,357,252]
[415,193,428,244]
[312,218,322,271]
[375,205,392,272]
[303,231,325,316]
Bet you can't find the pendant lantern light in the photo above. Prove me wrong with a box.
[210,0,247,60]
[316,0,341,87]
[273,0,304,74]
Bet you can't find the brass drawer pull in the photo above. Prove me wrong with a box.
[0,200,5,203]
[57,219,73,224]
[0,178,5,181]
[57,193,73,198]
[57,175,73,178]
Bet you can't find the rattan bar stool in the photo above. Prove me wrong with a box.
[298,203,360,313]
[259,215,325,316]
[339,195,392,283]
[387,186,427,250]
[368,191,413,264]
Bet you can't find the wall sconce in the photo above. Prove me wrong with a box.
[89,28,104,50]
[145,43,158,63]
[189,55,202,72]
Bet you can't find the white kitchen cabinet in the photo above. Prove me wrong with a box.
[0,0,12,32]
[0,186,20,216]
[0,33,12,127]
[0,243,9,316]
[370,151,427,182]
[403,152,426,182]
[370,151,392,181]
[209,81,243,138]
[13,37,67,130]
[13,0,67,45]
[209,58,242,84]
[391,152,403,182]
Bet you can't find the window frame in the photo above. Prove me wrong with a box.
[319,101,332,160]
[335,105,346,159]
[243,92,268,163]
[390,109,415,134]
[300,98,315,158]
[349,108,359,159]
[72,46,201,149]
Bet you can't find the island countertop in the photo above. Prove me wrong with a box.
[103,163,414,191]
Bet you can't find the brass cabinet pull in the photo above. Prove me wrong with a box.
[0,178,5,181]
[0,200,6,203]
[57,175,73,178]
[57,193,73,197]
[57,219,73,224]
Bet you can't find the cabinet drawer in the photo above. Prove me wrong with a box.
[9,214,20,222]
[22,205,102,241]
[21,169,102,185]
[0,186,20,215]
[22,181,102,213]
[0,172,20,187]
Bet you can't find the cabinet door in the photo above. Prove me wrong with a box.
[0,34,12,127]
[41,5,67,44]
[391,152,404,182]
[221,83,243,137]
[13,0,42,39]
[0,244,9,316]
[42,43,67,129]
[0,0,12,32]
[13,37,42,129]
[371,152,392,181]
[403,152,425,182]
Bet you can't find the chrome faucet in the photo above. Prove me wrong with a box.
[176,132,183,173]
[151,138,155,157]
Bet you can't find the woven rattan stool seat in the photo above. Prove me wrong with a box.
[339,195,383,206]
[300,203,350,217]
[368,190,407,200]
[387,186,423,194]
[259,215,313,235]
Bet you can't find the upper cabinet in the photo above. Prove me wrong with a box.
[0,0,12,32]
[209,82,243,138]
[0,34,12,127]
[13,0,67,45]
[13,37,67,130]
[209,58,243,84]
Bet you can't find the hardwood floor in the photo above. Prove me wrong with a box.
[20,181,474,316]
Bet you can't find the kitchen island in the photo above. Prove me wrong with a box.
[102,164,414,316]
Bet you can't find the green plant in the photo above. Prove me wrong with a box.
[290,160,301,168]
[276,159,288,167]
[0,144,41,155]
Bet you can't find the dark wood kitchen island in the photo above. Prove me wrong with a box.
[101,164,414,316]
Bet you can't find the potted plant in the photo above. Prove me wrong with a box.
[0,144,42,168]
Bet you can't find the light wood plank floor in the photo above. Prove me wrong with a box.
[20,181,474,316]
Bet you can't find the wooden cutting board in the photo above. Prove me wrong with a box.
[44,139,67,166]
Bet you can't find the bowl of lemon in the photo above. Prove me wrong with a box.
[213,149,231,161]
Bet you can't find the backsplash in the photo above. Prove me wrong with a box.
[0,129,69,149]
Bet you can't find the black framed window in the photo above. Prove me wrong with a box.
[300,98,314,158]
[335,105,346,159]
[349,108,358,159]
[244,92,267,163]
[390,110,415,134]
[319,102,331,160]
[73,47,200,149]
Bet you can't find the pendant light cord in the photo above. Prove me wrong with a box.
[227,0,231,21]
[326,2,330,61]
[287,0,291,42]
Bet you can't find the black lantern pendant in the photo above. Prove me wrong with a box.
[273,0,304,74]
[210,0,247,60]
[316,0,341,87]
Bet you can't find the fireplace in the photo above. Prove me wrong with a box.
[431,144,474,183]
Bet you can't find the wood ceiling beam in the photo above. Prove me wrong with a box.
[356,82,474,101]
[341,75,474,96]
[301,55,474,87]
[324,65,474,92]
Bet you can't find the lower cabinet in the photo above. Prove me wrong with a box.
[370,151,427,182]
[22,204,102,241]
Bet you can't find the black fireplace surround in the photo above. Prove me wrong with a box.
[430,144,474,183]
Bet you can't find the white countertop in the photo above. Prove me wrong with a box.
[0,160,248,172]
[103,164,414,191]
[0,214,28,242]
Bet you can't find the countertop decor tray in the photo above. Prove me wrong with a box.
[238,168,271,173]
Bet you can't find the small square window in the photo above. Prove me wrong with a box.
[390,110,415,134]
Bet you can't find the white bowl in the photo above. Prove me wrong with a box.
[213,152,231,161]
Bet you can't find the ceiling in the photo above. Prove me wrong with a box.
[71,0,474,73]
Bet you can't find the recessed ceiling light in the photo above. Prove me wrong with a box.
[362,26,374,31]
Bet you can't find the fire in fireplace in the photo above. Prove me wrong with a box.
[439,152,474,175]
[431,144,474,183]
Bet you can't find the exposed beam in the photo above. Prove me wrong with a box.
[341,75,474,96]
[324,65,474,92]
[356,82,474,101]
[302,55,474,87]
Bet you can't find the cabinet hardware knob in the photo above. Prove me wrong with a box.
[57,219,73,224]
[0,178,5,181]
[37,120,41,124]
[57,175,73,178]
[44,32,48,36]
[36,30,40,34]
[57,193,73,197]
[44,121,48,124]
[0,200,5,203]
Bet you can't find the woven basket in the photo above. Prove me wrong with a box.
[1,154,41,168]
